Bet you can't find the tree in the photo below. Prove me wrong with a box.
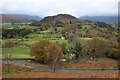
[59,43,68,55]
[48,43,64,72]
[73,42,82,59]
[30,39,51,63]
[3,40,14,72]
[83,37,119,59]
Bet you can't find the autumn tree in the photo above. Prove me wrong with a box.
[83,37,119,59]
[48,43,64,72]
[30,39,51,63]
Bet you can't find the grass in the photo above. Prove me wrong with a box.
[3,72,16,75]
[23,39,68,45]
[2,48,30,55]
[27,33,62,38]
[17,26,40,29]
[50,40,68,44]
[2,48,32,58]
[40,30,51,34]
[3,70,29,75]
[82,25,92,29]
[81,37,92,40]
[23,40,38,45]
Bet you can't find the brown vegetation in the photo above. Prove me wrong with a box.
[63,58,118,69]
[0,14,31,23]
[3,71,118,78]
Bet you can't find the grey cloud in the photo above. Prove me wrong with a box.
[0,0,119,17]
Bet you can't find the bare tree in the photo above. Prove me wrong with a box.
[3,40,14,72]
[48,43,64,72]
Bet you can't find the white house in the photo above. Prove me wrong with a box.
[61,37,65,40]
[60,59,66,62]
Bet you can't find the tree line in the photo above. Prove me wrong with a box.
[2,29,32,39]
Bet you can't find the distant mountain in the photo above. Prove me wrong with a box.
[6,14,42,21]
[0,14,32,23]
[79,16,118,24]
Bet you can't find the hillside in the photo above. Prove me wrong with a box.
[79,16,118,24]
[30,14,93,28]
[0,14,32,23]
[30,14,118,41]
[6,14,42,21]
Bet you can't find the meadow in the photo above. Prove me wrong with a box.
[2,26,70,58]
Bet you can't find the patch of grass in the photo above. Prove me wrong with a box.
[23,40,38,45]
[22,39,68,45]
[40,30,51,34]
[2,48,32,58]
[82,25,92,29]
[3,72,16,75]
[27,33,62,38]
[50,40,68,44]
[3,70,30,75]
[17,26,39,29]
[80,38,92,40]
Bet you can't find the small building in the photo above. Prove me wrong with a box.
[61,37,65,40]
[60,59,66,62]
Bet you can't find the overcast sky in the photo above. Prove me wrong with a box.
[0,0,119,17]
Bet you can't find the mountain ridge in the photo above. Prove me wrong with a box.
[0,14,32,23]
[5,14,42,21]
[79,16,118,24]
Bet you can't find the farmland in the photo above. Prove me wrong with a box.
[2,14,119,79]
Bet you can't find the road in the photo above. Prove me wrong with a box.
[2,60,118,73]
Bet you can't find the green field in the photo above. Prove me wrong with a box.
[82,25,92,29]
[2,25,94,59]
[22,39,68,45]
[81,37,92,40]
[2,48,32,58]
[17,26,40,29]
[27,33,62,38]
[22,40,38,45]
[40,30,51,34]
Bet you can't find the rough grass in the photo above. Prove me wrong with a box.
[63,58,118,69]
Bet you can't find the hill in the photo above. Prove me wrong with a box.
[0,14,32,23]
[30,14,118,41]
[6,14,42,21]
[79,16,118,24]
[30,14,92,28]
